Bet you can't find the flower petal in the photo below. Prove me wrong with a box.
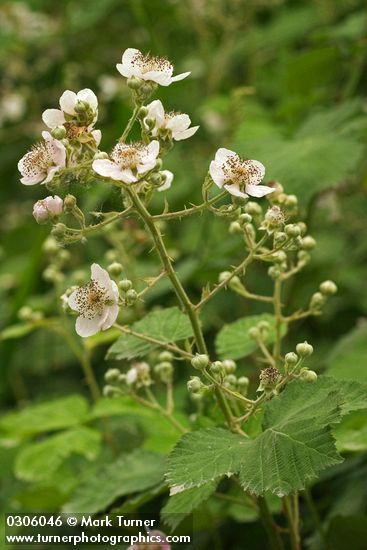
[215,147,236,164]
[75,315,101,337]
[92,159,123,180]
[119,168,138,183]
[209,161,225,188]
[143,70,172,86]
[171,71,191,82]
[92,129,102,146]
[42,109,65,128]
[59,90,78,115]
[174,125,199,141]
[224,183,248,199]
[245,183,274,198]
[100,303,119,330]
[67,289,80,312]
[146,99,165,126]
[166,114,191,133]
[44,166,61,184]
[243,159,266,185]
[158,170,174,192]
[91,263,111,289]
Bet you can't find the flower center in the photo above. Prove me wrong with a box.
[131,51,172,74]
[21,142,54,177]
[74,280,108,319]
[111,143,144,169]
[222,155,260,187]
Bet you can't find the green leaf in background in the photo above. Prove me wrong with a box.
[0,395,89,440]
[215,313,285,360]
[334,413,367,453]
[161,481,218,530]
[233,100,366,203]
[14,427,101,482]
[90,397,188,453]
[326,516,367,550]
[63,449,165,514]
[106,307,194,360]
[0,323,37,341]
[166,428,245,492]
[324,323,367,382]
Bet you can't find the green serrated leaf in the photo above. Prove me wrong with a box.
[334,413,367,453]
[63,449,165,514]
[15,427,101,482]
[166,428,245,492]
[0,395,89,440]
[106,307,194,360]
[161,481,217,530]
[215,314,286,360]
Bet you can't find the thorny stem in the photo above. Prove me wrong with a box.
[126,187,236,430]
[151,190,228,220]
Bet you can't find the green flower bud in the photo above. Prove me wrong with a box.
[108,262,123,276]
[273,251,287,264]
[191,354,209,370]
[138,106,149,118]
[222,359,236,374]
[224,374,237,386]
[18,306,34,322]
[296,341,313,357]
[297,250,310,263]
[245,202,262,216]
[187,376,202,393]
[51,223,67,238]
[238,213,252,225]
[284,194,298,207]
[63,194,77,211]
[104,368,121,383]
[248,327,260,340]
[285,352,298,366]
[158,351,173,362]
[150,172,162,186]
[300,369,318,382]
[94,151,109,160]
[210,361,223,374]
[42,237,59,254]
[127,76,143,89]
[74,100,89,113]
[119,279,133,292]
[51,126,67,140]
[103,385,117,397]
[310,292,326,310]
[285,224,301,238]
[319,280,337,296]
[125,289,138,304]
[274,232,287,246]
[297,222,307,235]
[229,221,242,234]
[268,266,281,279]
[238,376,250,389]
[301,236,316,250]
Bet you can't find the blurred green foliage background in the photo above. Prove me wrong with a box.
[0,0,367,547]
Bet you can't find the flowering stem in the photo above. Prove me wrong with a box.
[120,104,142,143]
[151,190,228,220]
[273,278,283,363]
[126,187,236,430]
